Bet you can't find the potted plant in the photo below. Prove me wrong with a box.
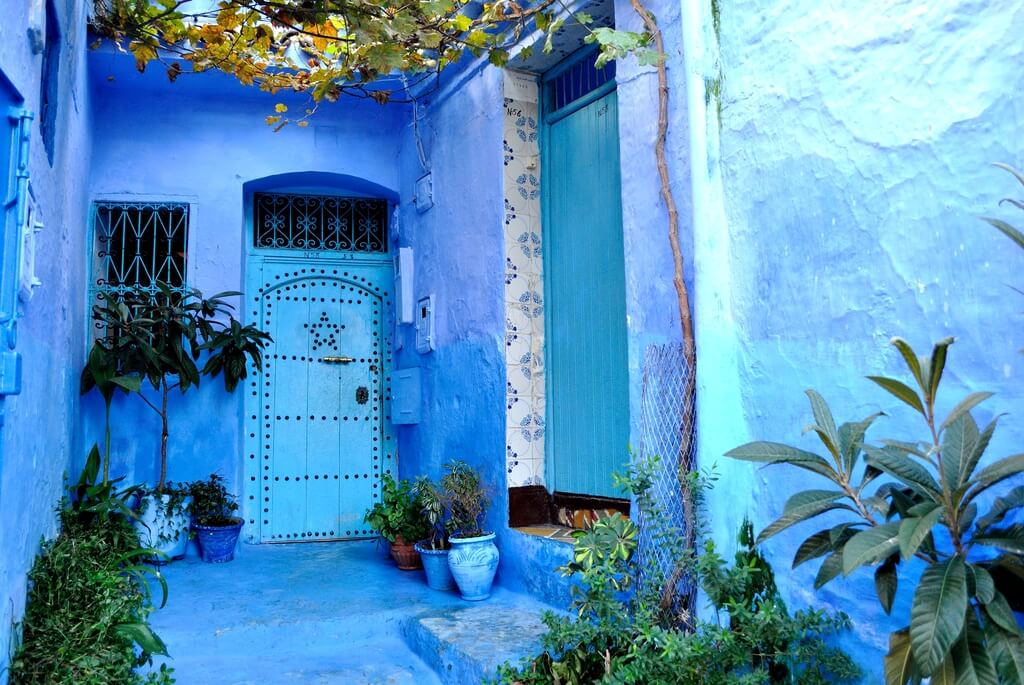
[188,473,243,563]
[363,474,431,570]
[413,476,455,591]
[85,283,270,561]
[442,460,498,601]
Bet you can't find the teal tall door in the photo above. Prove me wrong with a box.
[244,258,395,543]
[544,63,629,498]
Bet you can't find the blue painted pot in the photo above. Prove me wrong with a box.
[447,532,499,601]
[193,518,243,563]
[415,542,456,591]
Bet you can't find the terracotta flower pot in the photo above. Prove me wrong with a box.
[390,535,422,570]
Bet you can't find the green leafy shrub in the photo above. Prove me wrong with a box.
[413,476,449,549]
[187,474,240,527]
[10,451,173,684]
[440,460,490,538]
[726,337,1024,684]
[363,474,430,543]
[496,458,859,685]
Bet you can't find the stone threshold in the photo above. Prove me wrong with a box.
[513,524,577,543]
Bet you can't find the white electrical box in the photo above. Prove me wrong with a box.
[414,173,433,213]
[19,184,43,303]
[394,246,414,324]
[415,295,434,353]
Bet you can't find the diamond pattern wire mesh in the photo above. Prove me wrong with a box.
[637,343,697,619]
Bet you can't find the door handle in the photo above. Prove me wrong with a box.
[321,356,356,364]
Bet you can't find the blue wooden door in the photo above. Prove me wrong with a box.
[244,259,394,542]
[544,80,629,498]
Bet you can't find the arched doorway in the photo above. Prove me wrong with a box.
[241,178,397,544]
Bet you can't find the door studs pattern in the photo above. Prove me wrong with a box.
[243,265,395,543]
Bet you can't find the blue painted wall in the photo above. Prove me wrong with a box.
[688,1,1024,679]
[81,52,408,502]
[3,2,1019,680]
[391,61,576,605]
[0,1,94,677]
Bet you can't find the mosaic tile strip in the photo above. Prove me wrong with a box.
[503,72,545,488]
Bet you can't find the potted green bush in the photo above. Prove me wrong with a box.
[84,284,270,561]
[442,461,498,601]
[188,474,243,563]
[364,474,431,570]
[413,476,455,591]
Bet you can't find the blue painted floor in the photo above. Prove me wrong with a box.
[146,541,551,684]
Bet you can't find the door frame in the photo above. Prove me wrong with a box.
[539,47,625,496]
[241,192,396,544]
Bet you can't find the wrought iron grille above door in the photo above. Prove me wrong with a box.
[253,193,387,253]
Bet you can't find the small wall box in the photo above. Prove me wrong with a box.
[415,295,434,353]
[393,246,414,324]
[391,367,421,425]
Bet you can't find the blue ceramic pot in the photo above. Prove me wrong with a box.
[193,518,243,563]
[447,532,499,601]
[415,542,456,591]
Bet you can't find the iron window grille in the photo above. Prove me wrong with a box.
[253,192,388,253]
[90,202,189,311]
[545,52,616,114]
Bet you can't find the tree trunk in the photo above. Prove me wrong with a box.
[630,0,699,621]
[103,399,112,484]
[158,381,169,491]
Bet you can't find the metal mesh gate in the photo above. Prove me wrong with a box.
[636,343,697,617]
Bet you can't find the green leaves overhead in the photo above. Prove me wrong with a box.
[92,0,656,128]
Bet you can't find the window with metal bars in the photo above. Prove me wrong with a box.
[253,192,388,253]
[39,0,61,166]
[545,52,616,115]
[90,202,189,306]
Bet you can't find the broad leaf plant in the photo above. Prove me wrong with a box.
[86,283,271,492]
[727,337,1024,684]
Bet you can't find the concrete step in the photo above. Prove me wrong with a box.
[403,603,549,685]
